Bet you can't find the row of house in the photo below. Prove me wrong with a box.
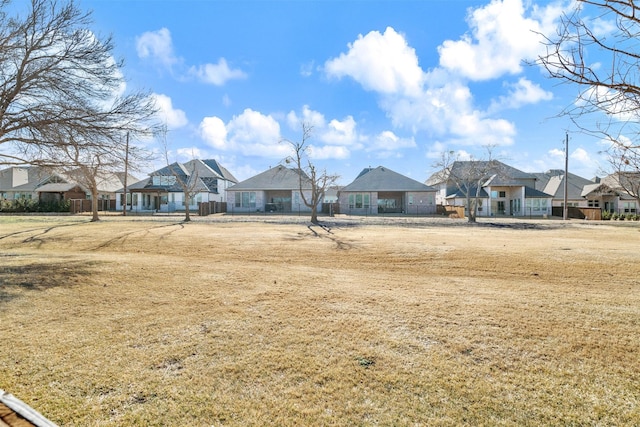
[0,166,135,210]
[2,159,639,217]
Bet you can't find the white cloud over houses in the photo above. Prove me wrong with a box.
[322,0,567,154]
[200,109,288,158]
[152,93,188,129]
[324,27,424,97]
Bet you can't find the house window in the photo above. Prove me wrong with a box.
[499,191,506,198]
[235,191,256,208]
[623,202,637,213]
[409,195,414,205]
[588,200,599,208]
[348,193,370,209]
[152,175,177,186]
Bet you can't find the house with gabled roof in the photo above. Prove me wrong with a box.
[532,169,597,208]
[225,165,316,213]
[117,159,237,213]
[338,166,437,215]
[426,160,553,217]
[0,166,50,202]
[581,172,640,214]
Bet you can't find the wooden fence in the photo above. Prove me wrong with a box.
[436,205,465,219]
[198,201,227,216]
[551,206,602,220]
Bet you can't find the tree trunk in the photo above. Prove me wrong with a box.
[310,206,318,224]
[466,194,476,223]
[91,188,100,222]
[184,197,191,222]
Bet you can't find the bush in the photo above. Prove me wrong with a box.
[611,212,619,220]
[602,210,611,220]
[0,198,70,213]
[625,213,635,221]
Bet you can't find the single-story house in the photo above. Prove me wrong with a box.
[0,166,50,202]
[226,165,316,213]
[338,166,437,215]
[581,172,639,214]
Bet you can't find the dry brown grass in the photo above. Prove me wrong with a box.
[0,215,638,426]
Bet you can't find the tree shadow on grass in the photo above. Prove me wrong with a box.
[0,257,103,305]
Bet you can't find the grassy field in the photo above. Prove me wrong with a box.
[0,215,638,426]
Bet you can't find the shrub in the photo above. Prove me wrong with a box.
[602,210,611,220]
[611,212,619,220]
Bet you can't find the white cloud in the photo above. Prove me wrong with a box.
[286,106,362,150]
[136,28,178,68]
[308,145,351,160]
[286,105,326,131]
[152,93,188,129]
[489,78,554,112]
[300,61,315,77]
[369,131,416,152]
[322,117,358,146]
[324,27,424,96]
[200,109,287,158]
[189,58,247,86]
[437,0,563,81]
[175,147,204,160]
[199,116,228,149]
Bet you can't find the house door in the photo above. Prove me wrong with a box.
[497,201,505,215]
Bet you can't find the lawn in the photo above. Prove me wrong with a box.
[0,215,638,426]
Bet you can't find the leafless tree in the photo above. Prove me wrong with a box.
[433,150,499,223]
[0,0,157,166]
[40,129,150,222]
[537,0,640,174]
[604,142,640,205]
[160,126,199,222]
[283,123,340,224]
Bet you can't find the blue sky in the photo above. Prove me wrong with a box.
[82,0,606,184]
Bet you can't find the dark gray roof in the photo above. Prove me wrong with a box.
[119,159,236,193]
[202,159,238,183]
[524,186,552,198]
[342,166,435,192]
[227,166,311,191]
[426,160,535,186]
[152,162,189,178]
[532,170,594,199]
[445,187,489,199]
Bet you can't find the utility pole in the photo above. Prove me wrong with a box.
[122,132,129,216]
[563,132,569,221]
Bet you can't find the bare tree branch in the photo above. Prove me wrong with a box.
[0,0,158,166]
[282,123,340,224]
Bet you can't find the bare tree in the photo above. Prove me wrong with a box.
[604,142,640,205]
[0,0,157,166]
[283,123,340,224]
[432,150,499,223]
[537,1,640,173]
[160,127,200,222]
[40,129,150,222]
